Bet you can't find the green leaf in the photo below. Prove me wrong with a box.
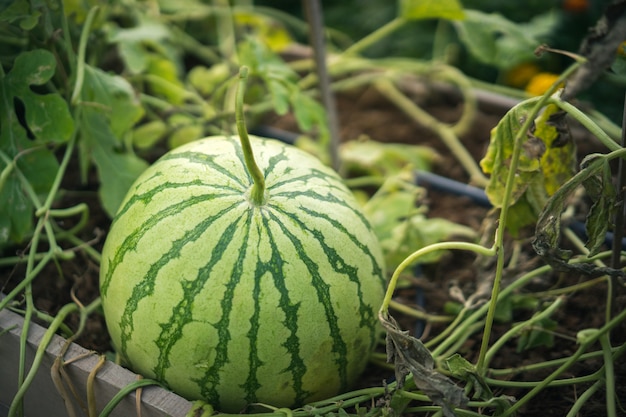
[79,65,147,217]
[267,78,290,115]
[444,354,515,412]
[3,49,74,144]
[144,55,187,105]
[168,124,204,149]
[533,155,624,278]
[239,37,305,117]
[517,318,556,352]
[341,138,437,177]
[239,37,332,143]
[345,143,468,269]
[187,64,230,97]
[81,65,144,139]
[106,19,174,74]
[291,89,327,134]
[444,354,492,400]
[363,171,475,269]
[131,120,167,150]
[0,174,32,246]
[117,41,149,74]
[454,10,555,69]
[399,0,465,21]
[612,55,626,75]
[80,109,148,217]
[494,294,540,323]
[0,49,73,245]
[582,162,615,256]
[0,0,41,30]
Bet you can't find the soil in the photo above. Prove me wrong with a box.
[2,81,625,416]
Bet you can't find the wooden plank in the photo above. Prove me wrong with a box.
[0,307,192,417]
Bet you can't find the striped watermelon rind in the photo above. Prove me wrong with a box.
[100,135,386,412]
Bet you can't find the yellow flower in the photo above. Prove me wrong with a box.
[504,62,541,88]
[525,73,561,96]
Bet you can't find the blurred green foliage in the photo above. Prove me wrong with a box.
[258,0,625,121]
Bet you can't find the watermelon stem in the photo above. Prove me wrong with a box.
[236,66,267,206]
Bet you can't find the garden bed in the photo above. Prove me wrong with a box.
[2,80,624,416]
[0,304,192,417]
[2,2,626,415]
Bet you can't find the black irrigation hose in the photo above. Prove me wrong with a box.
[414,170,491,208]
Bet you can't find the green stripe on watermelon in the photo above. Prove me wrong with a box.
[100,189,240,296]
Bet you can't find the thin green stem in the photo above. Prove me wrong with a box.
[1,149,43,211]
[379,241,494,316]
[527,274,608,299]
[58,0,77,85]
[8,299,103,417]
[70,6,100,105]
[501,341,592,417]
[476,60,584,375]
[16,211,49,417]
[7,306,74,337]
[49,203,90,239]
[432,65,478,138]
[600,333,617,417]
[487,370,602,388]
[563,227,607,267]
[588,109,622,141]
[550,97,620,152]
[343,17,406,56]
[61,233,102,264]
[399,390,506,415]
[98,379,164,417]
[375,79,488,186]
[213,0,239,67]
[566,379,604,417]
[389,300,453,323]
[436,321,485,360]
[488,346,616,377]
[431,263,553,357]
[0,149,17,193]
[425,307,470,349]
[36,134,77,217]
[0,251,56,310]
[484,297,564,368]
[502,305,626,416]
[236,66,266,206]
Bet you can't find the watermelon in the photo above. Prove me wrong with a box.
[99,133,386,411]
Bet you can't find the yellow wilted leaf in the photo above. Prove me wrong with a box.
[525,73,561,96]
[534,104,576,195]
[479,99,576,236]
